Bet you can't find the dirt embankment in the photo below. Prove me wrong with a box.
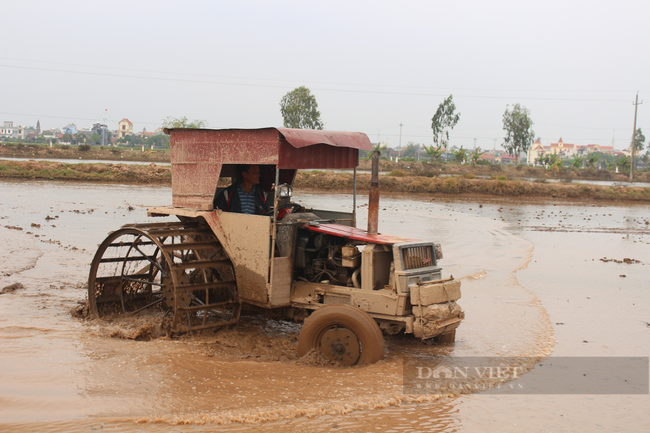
[357,158,650,184]
[2,144,650,202]
[297,170,650,202]
[0,143,170,163]
[0,159,171,184]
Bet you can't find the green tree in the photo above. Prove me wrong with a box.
[280,86,324,129]
[162,116,208,129]
[586,153,599,168]
[90,133,101,144]
[452,146,467,164]
[469,147,485,166]
[423,145,443,163]
[74,133,87,145]
[633,128,645,153]
[570,155,584,168]
[61,133,73,143]
[402,142,419,158]
[502,104,535,164]
[147,134,170,148]
[547,153,562,171]
[616,155,630,171]
[431,94,460,149]
[367,142,388,159]
[123,135,146,147]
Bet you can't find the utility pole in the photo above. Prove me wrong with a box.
[398,123,403,157]
[630,92,643,181]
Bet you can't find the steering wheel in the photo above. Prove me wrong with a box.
[275,203,303,219]
[278,203,303,213]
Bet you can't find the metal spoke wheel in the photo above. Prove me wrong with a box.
[297,304,385,366]
[88,221,240,333]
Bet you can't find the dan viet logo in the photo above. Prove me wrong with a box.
[416,365,526,380]
[403,356,649,395]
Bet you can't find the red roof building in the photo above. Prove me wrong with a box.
[118,118,133,139]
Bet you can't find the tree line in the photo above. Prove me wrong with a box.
[275,86,647,168]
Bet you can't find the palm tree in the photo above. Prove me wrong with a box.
[452,146,467,164]
[423,144,443,163]
[367,142,387,160]
[547,153,563,172]
[616,155,630,171]
[469,147,485,166]
[570,155,584,169]
[586,153,599,168]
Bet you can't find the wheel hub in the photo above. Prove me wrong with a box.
[320,327,360,366]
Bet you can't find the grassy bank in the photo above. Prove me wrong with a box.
[2,159,649,203]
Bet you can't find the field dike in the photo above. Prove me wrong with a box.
[1,158,649,202]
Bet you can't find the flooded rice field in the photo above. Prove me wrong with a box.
[1,179,648,432]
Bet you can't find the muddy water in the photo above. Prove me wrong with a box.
[1,180,648,432]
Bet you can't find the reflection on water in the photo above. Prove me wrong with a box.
[0,180,648,432]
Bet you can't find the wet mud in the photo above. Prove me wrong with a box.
[1,179,648,432]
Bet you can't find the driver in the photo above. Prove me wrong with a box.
[214,164,270,215]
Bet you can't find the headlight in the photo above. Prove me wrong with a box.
[434,243,443,260]
[277,183,293,198]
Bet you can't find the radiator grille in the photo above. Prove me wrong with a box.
[401,245,434,270]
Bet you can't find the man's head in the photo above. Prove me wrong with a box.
[236,164,260,188]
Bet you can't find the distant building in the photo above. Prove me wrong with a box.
[549,138,577,158]
[500,154,518,164]
[63,123,78,134]
[138,127,156,138]
[1,121,20,139]
[118,118,133,138]
[528,138,580,164]
[583,144,615,154]
[480,154,496,163]
[91,123,109,146]
[19,126,38,140]
[527,138,545,164]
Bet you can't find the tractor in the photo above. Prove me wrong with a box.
[88,128,463,365]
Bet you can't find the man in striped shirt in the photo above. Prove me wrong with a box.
[214,164,269,215]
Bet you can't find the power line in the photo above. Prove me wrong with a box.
[0,64,632,103]
[2,56,644,95]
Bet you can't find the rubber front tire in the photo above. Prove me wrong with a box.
[298,304,385,366]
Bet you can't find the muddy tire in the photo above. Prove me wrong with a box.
[436,329,456,344]
[298,304,385,366]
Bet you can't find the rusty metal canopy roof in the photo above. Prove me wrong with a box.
[164,127,373,151]
[275,128,373,151]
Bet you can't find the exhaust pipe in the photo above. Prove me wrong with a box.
[368,150,380,235]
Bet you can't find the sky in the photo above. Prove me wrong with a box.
[1,0,648,151]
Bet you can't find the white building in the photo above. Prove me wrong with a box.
[1,121,20,139]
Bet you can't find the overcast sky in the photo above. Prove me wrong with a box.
[2,0,648,151]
